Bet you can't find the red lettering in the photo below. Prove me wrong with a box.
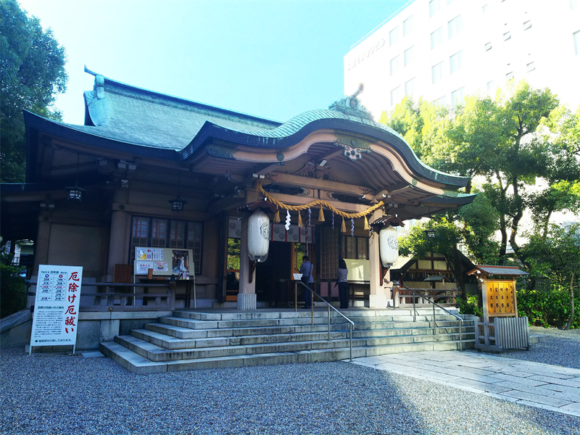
[65,317,76,326]
[64,306,77,315]
[69,272,79,281]
[68,283,79,292]
[68,294,77,303]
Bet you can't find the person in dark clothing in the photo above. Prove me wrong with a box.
[336,258,349,309]
[299,255,314,308]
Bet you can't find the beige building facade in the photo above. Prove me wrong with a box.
[345,0,580,117]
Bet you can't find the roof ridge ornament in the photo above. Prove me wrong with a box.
[328,83,373,121]
[84,65,105,100]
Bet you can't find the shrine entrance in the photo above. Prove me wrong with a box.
[255,241,316,308]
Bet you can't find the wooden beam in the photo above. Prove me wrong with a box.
[208,195,245,215]
[267,173,374,197]
[268,192,370,213]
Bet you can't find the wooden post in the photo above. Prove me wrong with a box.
[369,210,386,308]
[513,278,518,318]
[481,279,490,345]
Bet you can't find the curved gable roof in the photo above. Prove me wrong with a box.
[24,70,470,189]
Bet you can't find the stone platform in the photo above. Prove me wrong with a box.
[100,308,474,374]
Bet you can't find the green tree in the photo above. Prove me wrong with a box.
[524,224,580,329]
[0,0,67,182]
[381,81,579,268]
[398,193,499,299]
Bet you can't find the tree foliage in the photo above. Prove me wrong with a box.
[0,0,67,182]
[523,224,580,329]
[381,81,580,271]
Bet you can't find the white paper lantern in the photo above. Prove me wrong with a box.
[379,225,399,267]
[248,210,270,262]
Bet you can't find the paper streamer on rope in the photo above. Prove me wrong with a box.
[351,218,354,236]
[332,211,335,230]
[308,208,311,228]
[285,210,291,231]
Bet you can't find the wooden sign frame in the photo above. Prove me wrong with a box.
[482,278,518,318]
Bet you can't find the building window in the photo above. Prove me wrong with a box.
[389,26,399,45]
[391,86,402,106]
[187,222,203,272]
[523,20,532,30]
[130,217,203,274]
[482,4,488,13]
[320,227,339,280]
[390,55,400,75]
[430,28,442,50]
[151,219,167,247]
[404,46,415,66]
[169,221,186,248]
[503,31,511,41]
[575,31,580,55]
[435,96,446,106]
[449,50,463,74]
[485,42,492,51]
[131,217,149,255]
[448,15,462,39]
[342,236,369,260]
[429,0,441,17]
[403,16,414,36]
[506,71,514,80]
[405,78,416,97]
[527,62,535,72]
[432,62,444,84]
[451,87,464,109]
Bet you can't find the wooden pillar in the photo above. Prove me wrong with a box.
[106,210,129,281]
[237,188,259,310]
[369,210,387,309]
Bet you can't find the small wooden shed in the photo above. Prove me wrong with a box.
[467,265,530,351]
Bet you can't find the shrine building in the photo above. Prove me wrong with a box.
[2,69,476,316]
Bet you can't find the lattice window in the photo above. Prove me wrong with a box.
[187,222,203,274]
[169,221,185,248]
[320,227,339,280]
[151,219,167,247]
[130,217,149,262]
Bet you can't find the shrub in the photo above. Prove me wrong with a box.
[517,289,579,329]
[457,295,483,318]
[0,253,27,318]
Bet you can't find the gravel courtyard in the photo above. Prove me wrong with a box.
[1,344,580,435]
[498,327,580,369]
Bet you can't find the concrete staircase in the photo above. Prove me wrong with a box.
[100,309,475,374]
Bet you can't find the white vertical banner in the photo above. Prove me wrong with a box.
[30,265,83,352]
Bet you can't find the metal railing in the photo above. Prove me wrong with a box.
[397,284,464,351]
[294,281,355,362]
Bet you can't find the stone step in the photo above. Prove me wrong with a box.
[133,328,348,350]
[99,339,475,375]
[352,326,474,338]
[115,331,474,362]
[160,315,468,332]
[145,322,474,347]
[173,309,455,322]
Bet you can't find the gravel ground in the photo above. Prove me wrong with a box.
[1,348,579,434]
[496,326,580,369]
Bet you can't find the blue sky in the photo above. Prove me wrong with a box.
[18,0,409,125]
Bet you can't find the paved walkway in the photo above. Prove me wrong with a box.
[352,350,580,418]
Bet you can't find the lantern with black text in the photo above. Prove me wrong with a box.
[379,225,399,267]
[248,210,270,262]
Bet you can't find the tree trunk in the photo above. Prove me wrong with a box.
[451,246,466,300]
[567,270,576,330]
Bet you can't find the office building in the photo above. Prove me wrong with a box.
[345,0,580,118]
